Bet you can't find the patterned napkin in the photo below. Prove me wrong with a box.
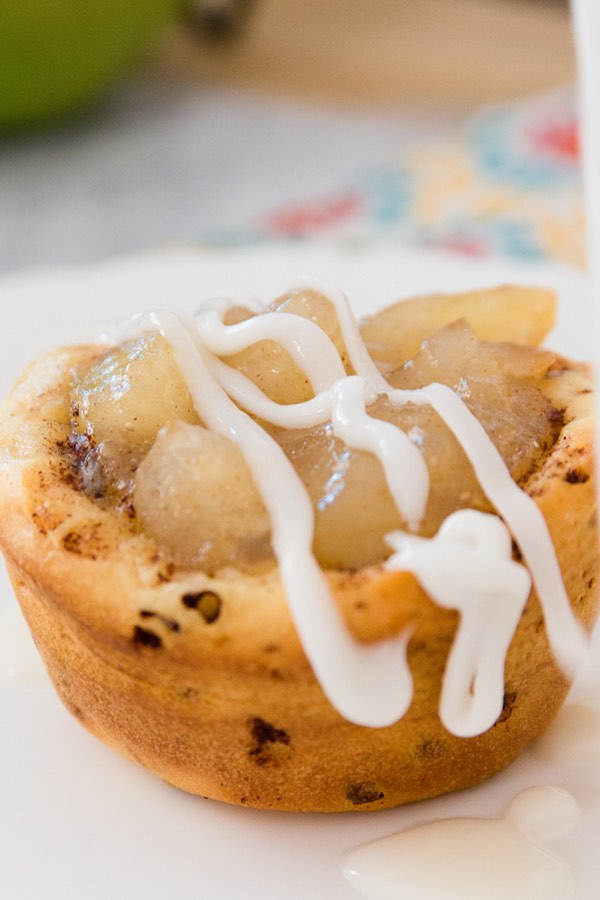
[246,91,583,267]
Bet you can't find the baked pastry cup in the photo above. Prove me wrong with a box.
[0,284,597,812]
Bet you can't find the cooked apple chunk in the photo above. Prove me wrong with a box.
[68,287,563,572]
[134,420,272,572]
[72,332,199,454]
[360,284,556,369]
[272,320,560,568]
[222,287,352,405]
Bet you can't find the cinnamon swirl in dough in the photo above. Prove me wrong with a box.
[0,282,597,811]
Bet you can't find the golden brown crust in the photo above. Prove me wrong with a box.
[0,346,597,812]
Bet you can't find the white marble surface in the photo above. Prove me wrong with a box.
[0,74,463,275]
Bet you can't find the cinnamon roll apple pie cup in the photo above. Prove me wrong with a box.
[0,281,597,811]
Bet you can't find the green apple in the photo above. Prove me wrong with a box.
[0,0,181,130]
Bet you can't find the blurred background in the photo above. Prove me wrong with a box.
[0,0,580,276]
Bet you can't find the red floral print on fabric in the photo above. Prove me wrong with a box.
[263,192,362,236]
[528,117,580,162]
[435,236,488,257]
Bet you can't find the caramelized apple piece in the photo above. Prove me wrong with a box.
[71,333,199,498]
[134,421,272,572]
[73,333,199,453]
[223,287,351,404]
[360,285,556,369]
[276,321,560,568]
[276,404,486,568]
[72,294,563,573]
[267,286,350,368]
[389,320,561,485]
[271,422,402,569]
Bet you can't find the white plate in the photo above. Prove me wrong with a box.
[0,244,598,900]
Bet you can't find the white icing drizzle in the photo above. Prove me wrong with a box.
[128,278,587,735]
[331,376,429,533]
[341,786,579,900]
[196,309,346,394]
[148,310,414,728]
[293,276,391,393]
[392,381,587,679]
[386,511,531,737]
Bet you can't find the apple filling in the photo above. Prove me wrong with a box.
[70,287,562,573]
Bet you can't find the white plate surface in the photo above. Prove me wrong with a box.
[0,243,598,900]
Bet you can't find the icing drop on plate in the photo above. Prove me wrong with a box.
[341,786,578,900]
